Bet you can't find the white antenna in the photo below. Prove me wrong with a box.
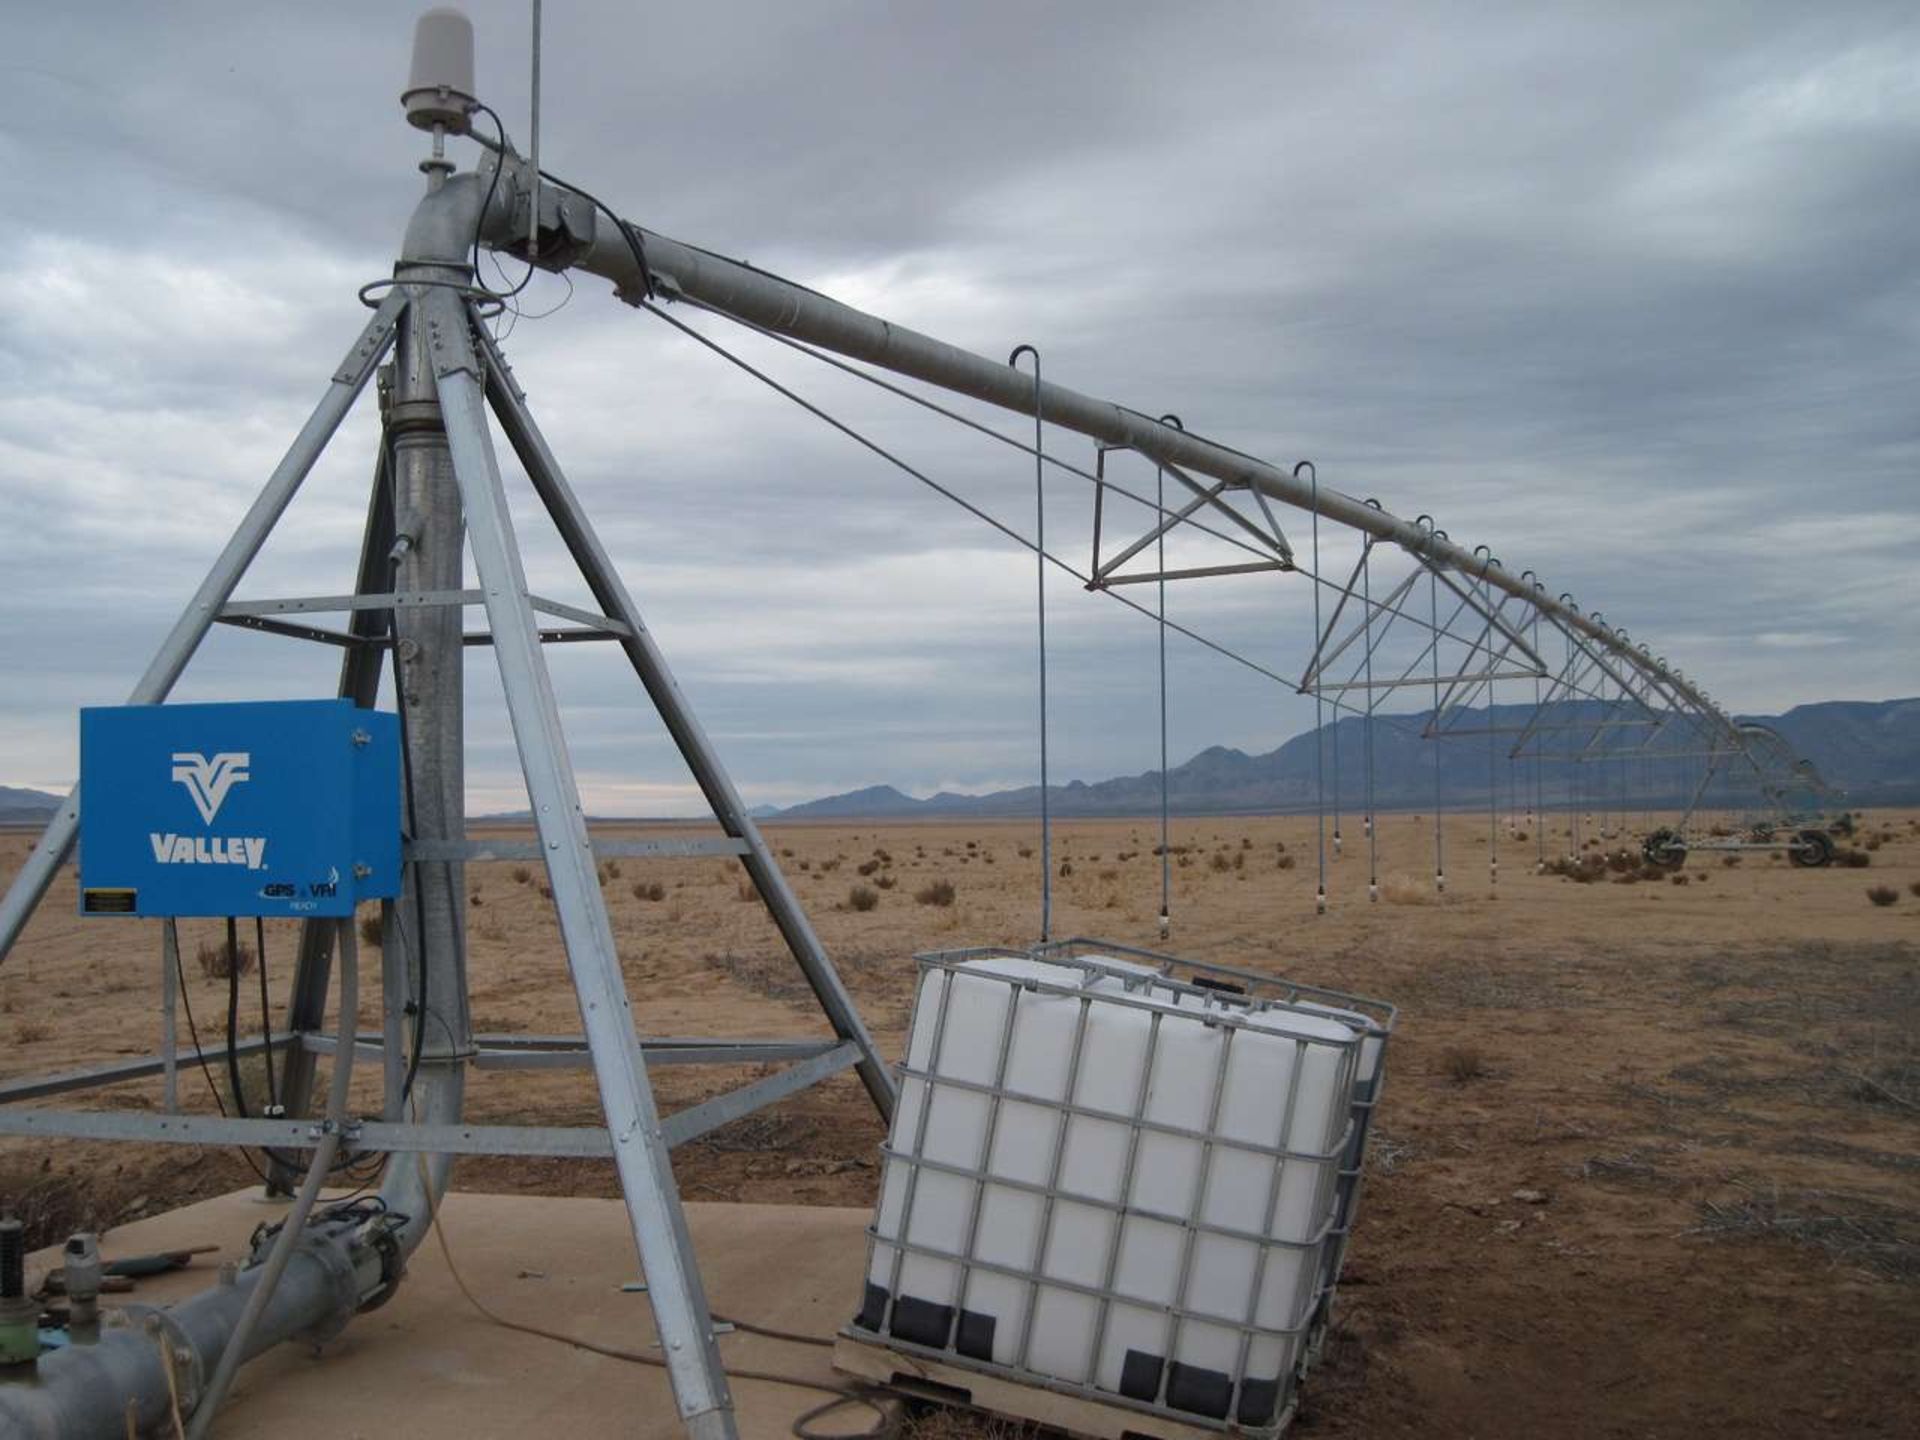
[402,6,477,180]
[528,0,542,260]
[401,6,477,133]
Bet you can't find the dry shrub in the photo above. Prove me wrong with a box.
[1866,885,1899,908]
[1381,874,1433,906]
[848,884,879,912]
[537,882,553,900]
[1909,881,1920,898]
[1836,849,1872,869]
[1441,1045,1486,1082]
[470,891,483,906]
[1864,837,1883,852]
[1545,854,1605,883]
[1098,868,1119,882]
[915,879,956,907]
[1722,854,1742,868]
[857,859,881,877]
[1277,853,1297,870]
[0,1169,127,1251]
[1059,860,1074,878]
[1017,846,1033,859]
[358,910,384,947]
[632,881,666,902]
[196,937,256,981]
[736,880,758,903]
[1209,852,1233,873]
[14,1020,50,1044]
[1685,1184,1920,1280]
[1671,873,1691,886]
[874,875,897,890]
[511,865,532,884]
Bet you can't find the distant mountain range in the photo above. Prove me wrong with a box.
[765,696,1920,819]
[0,785,63,823]
[3,697,1911,825]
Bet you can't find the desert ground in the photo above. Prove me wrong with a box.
[2,808,1917,1438]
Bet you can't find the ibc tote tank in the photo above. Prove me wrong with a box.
[855,949,1363,1429]
[1032,938,1397,1373]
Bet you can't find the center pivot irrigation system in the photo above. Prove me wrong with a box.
[0,8,1840,1438]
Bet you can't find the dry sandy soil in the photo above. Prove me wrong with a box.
[3,809,1917,1438]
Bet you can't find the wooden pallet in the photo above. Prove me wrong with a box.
[832,1335,1293,1440]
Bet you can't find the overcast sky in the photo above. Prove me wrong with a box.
[2,1,1916,815]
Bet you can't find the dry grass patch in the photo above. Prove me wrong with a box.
[195,937,255,980]
[1381,873,1436,905]
[1685,1183,1920,1281]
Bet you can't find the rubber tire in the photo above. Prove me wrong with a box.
[1642,828,1687,870]
[1789,829,1833,869]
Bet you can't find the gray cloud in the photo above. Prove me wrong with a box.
[1,1,1914,812]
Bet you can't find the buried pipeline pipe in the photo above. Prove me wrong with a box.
[0,926,368,1440]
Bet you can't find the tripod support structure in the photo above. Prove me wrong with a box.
[0,220,894,1440]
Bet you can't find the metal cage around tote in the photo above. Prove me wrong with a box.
[1031,938,1397,1366]
[848,944,1391,1436]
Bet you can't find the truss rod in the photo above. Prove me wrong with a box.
[638,300,1295,687]
[481,170,1737,740]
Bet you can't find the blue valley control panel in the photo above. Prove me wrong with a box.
[79,699,402,919]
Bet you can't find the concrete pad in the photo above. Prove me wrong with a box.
[27,1190,882,1440]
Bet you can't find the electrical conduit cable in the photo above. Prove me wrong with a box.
[407,1143,892,1440]
[185,918,359,1439]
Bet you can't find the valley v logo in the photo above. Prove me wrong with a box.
[152,750,267,870]
[171,752,250,824]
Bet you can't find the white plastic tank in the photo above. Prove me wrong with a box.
[859,951,1362,1425]
[1027,941,1397,1377]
